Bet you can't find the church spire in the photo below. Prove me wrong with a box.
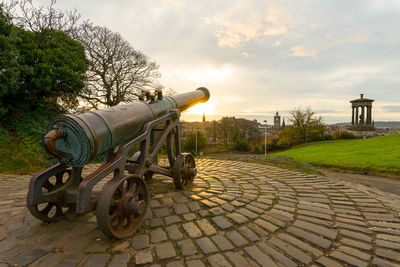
[202,112,206,122]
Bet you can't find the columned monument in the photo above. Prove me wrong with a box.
[350,94,374,126]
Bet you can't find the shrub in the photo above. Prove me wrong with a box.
[251,143,264,154]
[233,139,250,152]
[216,143,231,152]
[333,129,356,140]
[0,125,8,144]
[267,138,284,152]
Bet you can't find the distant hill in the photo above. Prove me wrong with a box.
[333,121,400,129]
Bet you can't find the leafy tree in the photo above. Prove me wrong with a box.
[184,131,207,153]
[212,117,260,145]
[0,7,19,116]
[0,5,87,122]
[289,107,326,143]
[277,126,299,148]
[278,107,326,147]
[1,27,87,118]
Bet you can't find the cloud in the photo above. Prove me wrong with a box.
[313,109,343,114]
[165,66,233,84]
[167,0,185,9]
[346,33,369,43]
[202,1,292,48]
[382,105,400,112]
[290,45,318,57]
[264,26,287,36]
[242,52,253,58]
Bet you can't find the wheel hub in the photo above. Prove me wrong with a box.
[126,199,147,217]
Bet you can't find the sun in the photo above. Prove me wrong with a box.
[186,101,215,115]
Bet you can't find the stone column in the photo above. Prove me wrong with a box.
[355,106,359,125]
[367,106,372,125]
[351,107,355,125]
[361,106,365,124]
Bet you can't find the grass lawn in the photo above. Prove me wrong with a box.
[268,134,400,176]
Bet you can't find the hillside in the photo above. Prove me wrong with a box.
[268,134,400,176]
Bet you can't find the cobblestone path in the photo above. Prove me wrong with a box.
[1,159,400,266]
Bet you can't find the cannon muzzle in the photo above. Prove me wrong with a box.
[44,87,210,166]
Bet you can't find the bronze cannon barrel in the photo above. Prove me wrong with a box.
[44,87,210,166]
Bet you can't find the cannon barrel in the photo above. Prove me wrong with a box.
[44,87,210,166]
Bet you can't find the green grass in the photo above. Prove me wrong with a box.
[0,127,50,174]
[268,134,400,176]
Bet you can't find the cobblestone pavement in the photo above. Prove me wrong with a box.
[1,159,400,267]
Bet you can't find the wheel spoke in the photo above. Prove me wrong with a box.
[116,217,124,231]
[39,202,54,215]
[56,173,63,185]
[130,182,137,194]
[55,205,64,217]
[43,180,54,191]
[110,215,120,230]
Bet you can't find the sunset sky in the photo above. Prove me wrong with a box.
[33,0,400,124]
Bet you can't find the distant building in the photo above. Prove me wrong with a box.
[274,111,281,129]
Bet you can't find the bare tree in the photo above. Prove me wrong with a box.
[163,87,176,97]
[77,22,161,108]
[3,0,81,36]
[0,0,18,17]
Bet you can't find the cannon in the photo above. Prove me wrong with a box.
[27,87,210,239]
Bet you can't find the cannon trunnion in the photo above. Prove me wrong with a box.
[27,87,210,239]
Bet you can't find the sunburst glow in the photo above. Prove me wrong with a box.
[186,101,216,115]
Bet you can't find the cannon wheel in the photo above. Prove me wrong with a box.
[27,169,75,222]
[172,153,197,189]
[96,175,149,239]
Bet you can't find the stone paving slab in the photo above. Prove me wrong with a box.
[1,159,400,266]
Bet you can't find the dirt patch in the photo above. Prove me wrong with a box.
[317,167,400,196]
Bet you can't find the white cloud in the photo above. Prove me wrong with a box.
[202,1,292,48]
[264,26,287,36]
[346,33,369,43]
[167,0,185,9]
[290,45,318,57]
[242,52,253,58]
[165,66,233,84]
